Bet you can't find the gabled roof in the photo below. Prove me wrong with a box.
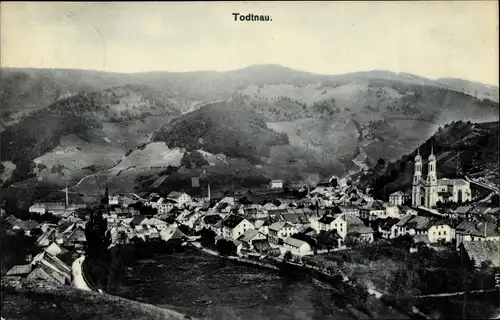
[269,221,295,232]
[253,239,273,252]
[378,217,401,231]
[283,237,309,248]
[144,217,167,226]
[396,214,414,227]
[456,221,500,238]
[349,225,374,234]
[390,191,406,197]
[32,251,71,275]
[204,214,222,225]
[438,178,469,186]
[130,215,148,226]
[238,229,261,243]
[6,264,33,276]
[463,241,500,267]
[318,215,335,224]
[222,215,246,229]
[406,216,432,230]
[13,219,40,230]
[66,227,86,243]
[167,191,188,200]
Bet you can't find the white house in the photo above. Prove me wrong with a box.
[389,191,410,206]
[317,215,336,232]
[157,200,176,214]
[166,192,192,208]
[428,221,455,244]
[108,195,120,205]
[269,180,284,189]
[238,229,267,249]
[29,203,48,214]
[331,213,374,243]
[268,221,298,244]
[283,237,312,256]
[221,215,255,240]
[359,201,386,221]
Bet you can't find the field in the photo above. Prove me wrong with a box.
[1,282,190,320]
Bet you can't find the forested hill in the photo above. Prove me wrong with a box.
[152,99,290,164]
[361,121,499,200]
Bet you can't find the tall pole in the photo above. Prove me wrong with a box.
[208,183,211,202]
[65,186,69,207]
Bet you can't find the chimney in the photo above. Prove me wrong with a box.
[65,187,69,207]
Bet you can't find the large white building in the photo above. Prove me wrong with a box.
[412,147,472,208]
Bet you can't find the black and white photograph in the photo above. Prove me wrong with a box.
[1,2,499,319]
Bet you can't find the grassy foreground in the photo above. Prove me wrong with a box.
[1,281,194,320]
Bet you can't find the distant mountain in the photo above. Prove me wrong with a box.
[361,120,499,200]
[435,78,499,102]
[1,65,498,191]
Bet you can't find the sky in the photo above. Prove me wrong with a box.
[1,1,498,85]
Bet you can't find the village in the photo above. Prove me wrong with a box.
[2,150,500,293]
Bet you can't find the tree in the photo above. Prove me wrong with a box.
[84,205,111,261]
[283,251,293,262]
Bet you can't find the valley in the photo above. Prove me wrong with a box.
[0,65,498,206]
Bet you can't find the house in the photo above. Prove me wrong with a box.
[147,196,164,209]
[12,219,41,236]
[253,239,280,256]
[455,221,500,248]
[160,224,187,241]
[268,221,298,244]
[144,217,168,230]
[157,200,176,214]
[30,251,72,286]
[65,226,87,249]
[317,214,336,232]
[221,215,254,240]
[130,215,148,227]
[359,201,386,221]
[166,192,192,208]
[108,195,120,205]
[29,203,49,214]
[428,220,456,244]
[238,229,267,249]
[402,216,433,236]
[377,217,400,239]
[389,191,410,206]
[283,237,312,256]
[36,228,64,247]
[454,205,473,218]
[269,180,284,189]
[176,210,203,230]
[203,214,223,232]
[44,242,66,256]
[390,215,413,239]
[338,206,360,216]
[331,213,374,243]
[253,219,270,235]
[460,241,500,268]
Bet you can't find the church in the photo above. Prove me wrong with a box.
[412,147,472,208]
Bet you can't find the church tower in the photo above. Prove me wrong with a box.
[412,149,423,207]
[426,145,438,208]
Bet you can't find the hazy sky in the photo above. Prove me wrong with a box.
[1,1,498,85]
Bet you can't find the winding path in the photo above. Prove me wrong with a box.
[71,256,92,291]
